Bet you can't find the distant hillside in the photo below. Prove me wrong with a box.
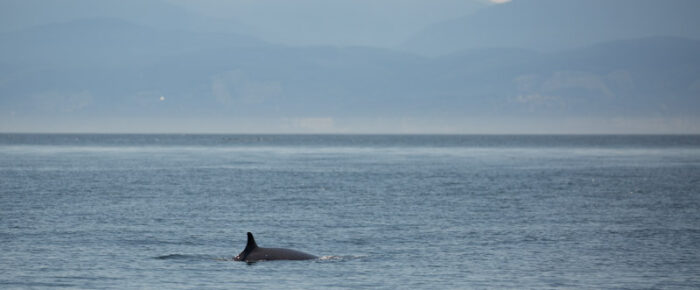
[401,0,700,56]
[421,37,700,118]
[1,18,699,131]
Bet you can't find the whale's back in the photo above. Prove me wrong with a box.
[246,247,318,261]
[234,232,318,262]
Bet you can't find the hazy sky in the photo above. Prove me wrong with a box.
[0,0,498,47]
[162,0,492,47]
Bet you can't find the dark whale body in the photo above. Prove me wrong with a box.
[234,232,318,262]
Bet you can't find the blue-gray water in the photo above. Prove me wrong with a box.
[1,134,699,289]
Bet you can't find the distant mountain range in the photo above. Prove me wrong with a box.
[2,0,700,133]
[402,0,700,56]
[1,17,698,126]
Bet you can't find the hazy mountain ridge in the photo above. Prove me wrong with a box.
[1,17,699,131]
[402,0,700,56]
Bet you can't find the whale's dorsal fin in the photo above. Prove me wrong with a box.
[236,232,258,261]
[246,232,258,250]
[234,232,259,261]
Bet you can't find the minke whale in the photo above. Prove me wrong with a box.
[234,232,318,262]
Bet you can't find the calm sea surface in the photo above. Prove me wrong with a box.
[1,134,699,289]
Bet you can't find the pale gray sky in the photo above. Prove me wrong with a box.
[162,0,491,47]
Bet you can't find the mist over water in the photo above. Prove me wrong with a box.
[1,134,699,288]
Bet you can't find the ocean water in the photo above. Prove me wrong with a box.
[1,134,699,289]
